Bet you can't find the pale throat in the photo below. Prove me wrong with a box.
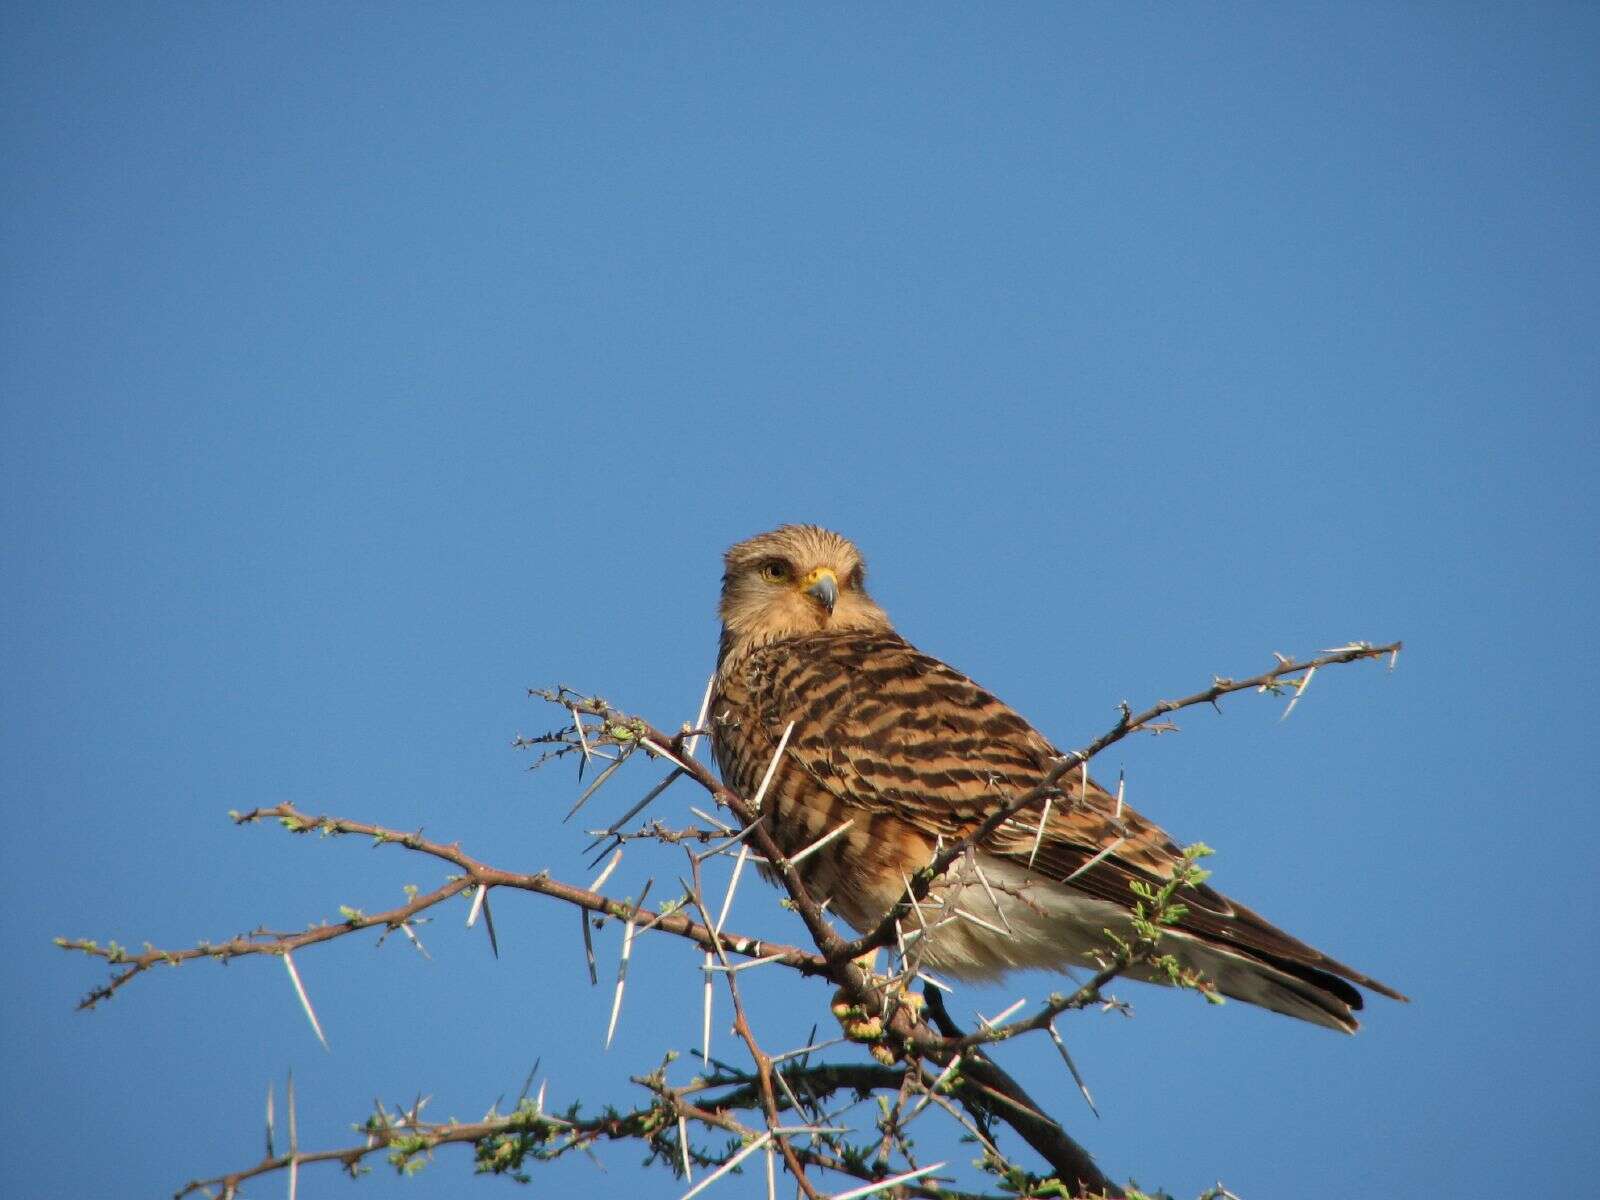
[720,586,889,660]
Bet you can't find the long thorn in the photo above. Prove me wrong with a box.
[750,722,795,810]
[580,908,597,985]
[785,818,855,868]
[1048,1021,1099,1118]
[704,951,790,974]
[604,912,636,1050]
[677,1131,771,1200]
[908,1056,963,1119]
[714,844,749,935]
[770,1036,848,1064]
[966,851,1014,934]
[565,751,628,822]
[479,889,500,958]
[684,674,716,759]
[694,813,768,864]
[977,996,1028,1028]
[678,1112,693,1183]
[1281,664,1317,721]
[571,706,592,780]
[1027,795,1054,870]
[287,1069,299,1200]
[954,905,1012,938]
[591,769,684,845]
[282,952,329,1051]
[589,848,624,893]
[640,736,691,773]
[701,952,714,1067]
[286,1069,298,1150]
[831,1162,946,1200]
[397,921,430,959]
[688,805,735,834]
[1065,837,1126,884]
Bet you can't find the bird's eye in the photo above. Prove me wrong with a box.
[759,560,790,583]
[845,567,864,590]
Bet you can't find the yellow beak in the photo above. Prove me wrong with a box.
[802,567,839,614]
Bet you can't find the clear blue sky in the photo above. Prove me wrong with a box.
[3,5,1595,1197]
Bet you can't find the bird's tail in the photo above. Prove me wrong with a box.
[1155,929,1377,1033]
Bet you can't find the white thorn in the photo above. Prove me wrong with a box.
[954,905,1012,938]
[966,850,1013,934]
[1027,796,1054,870]
[907,1055,963,1119]
[571,706,593,770]
[640,736,690,772]
[604,913,637,1050]
[397,921,430,959]
[689,806,736,834]
[714,844,749,935]
[750,722,795,811]
[977,996,1028,1029]
[1065,838,1126,884]
[770,1035,848,1064]
[676,1131,772,1200]
[701,952,714,1067]
[282,952,329,1051]
[785,818,855,868]
[1048,1021,1099,1117]
[1281,664,1317,722]
[589,848,624,893]
[684,674,716,758]
[830,1162,946,1200]
[677,1112,693,1183]
[705,950,790,974]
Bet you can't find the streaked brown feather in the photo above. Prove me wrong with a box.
[710,526,1407,1031]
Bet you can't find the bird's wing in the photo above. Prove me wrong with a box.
[738,629,1185,869]
[738,630,1406,1002]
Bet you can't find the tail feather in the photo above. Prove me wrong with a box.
[1160,929,1371,1033]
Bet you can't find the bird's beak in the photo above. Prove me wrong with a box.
[803,567,839,615]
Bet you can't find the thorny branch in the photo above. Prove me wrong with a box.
[534,688,1133,1193]
[175,1061,992,1200]
[59,808,827,1011]
[62,642,1397,1200]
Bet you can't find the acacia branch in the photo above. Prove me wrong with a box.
[58,802,826,1012]
[536,690,1130,1191]
[682,847,824,1198]
[175,1064,995,1200]
[64,640,1396,1200]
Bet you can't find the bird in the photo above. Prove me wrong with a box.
[708,524,1406,1032]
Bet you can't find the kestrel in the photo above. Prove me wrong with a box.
[709,524,1406,1032]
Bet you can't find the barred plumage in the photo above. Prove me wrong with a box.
[710,525,1406,1032]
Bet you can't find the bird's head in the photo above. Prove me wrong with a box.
[718,525,892,658]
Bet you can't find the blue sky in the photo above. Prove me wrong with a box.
[3,4,1595,1197]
